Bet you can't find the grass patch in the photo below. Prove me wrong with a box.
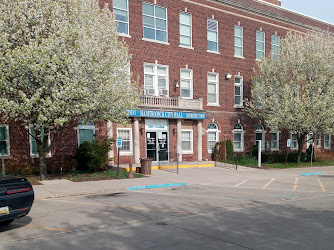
[225,155,334,169]
[7,169,144,185]
[65,169,144,182]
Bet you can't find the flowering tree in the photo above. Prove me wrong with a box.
[0,0,139,179]
[247,31,334,163]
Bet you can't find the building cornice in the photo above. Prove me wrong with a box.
[193,0,334,33]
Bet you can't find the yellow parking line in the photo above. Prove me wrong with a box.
[262,178,276,189]
[12,222,70,232]
[234,180,248,187]
[317,178,326,192]
[40,199,186,213]
[293,178,298,191]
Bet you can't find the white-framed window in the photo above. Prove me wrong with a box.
[271,35,280,58]
[144,63,168,96]
[78,119,95,146]
[324,134,331,149]
[316,133,322,148]
[270,131,279,151]
[255,124,265,151]
[207,72,219,105]
[29,126,50,156]
[291,131,298,150]
[233,123,244,152]
[117,128,133,155]
[234,26,243,57]
[207,19,218,52]
[207,123,219,153]
[0,125,10,156]
[307,132,314,149]
[256,31,265,60]
[234,76,243,107]
[180,68,193,99]
[182,130,193,153]
[180,12,192,47]
[143,3,167,42]
[113,0,129,35]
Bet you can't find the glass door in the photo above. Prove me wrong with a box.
[146,132,157,161]
[158,132,168,161]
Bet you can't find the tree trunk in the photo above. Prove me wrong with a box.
[39,150,48,180]
[296,133,306,164]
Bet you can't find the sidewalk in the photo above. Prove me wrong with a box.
[33,164,334,200]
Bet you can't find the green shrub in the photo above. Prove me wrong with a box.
[226,140,234,161]
[261,152,306,163]
[251,144,258,158]
[75,138,114,172]
[305,145,315,162]
[212,140,234,162]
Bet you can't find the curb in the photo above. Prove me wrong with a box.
[129,183,187,191]
[124,164,214,172]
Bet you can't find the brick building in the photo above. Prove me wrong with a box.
[1,0,334,170]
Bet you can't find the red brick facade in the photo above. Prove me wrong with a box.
[2,0,334,170]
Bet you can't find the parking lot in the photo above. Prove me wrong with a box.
[1,167,334,249]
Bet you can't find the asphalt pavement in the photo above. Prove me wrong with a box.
[34,164,334,200]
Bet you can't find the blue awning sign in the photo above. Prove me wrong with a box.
[127,109,206,120]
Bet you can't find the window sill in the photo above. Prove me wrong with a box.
[207,50,220,54]
[30,155,52,158]
[234,105,244,108]
[182,151,194,155]
[207,104,220,107]
[142,38,170,45]
[234,55,245,59]
[120,152,133,156]
[118,33,131,38]
[179,45,194,50]
[234,149,244,152]
[271,149,279,152]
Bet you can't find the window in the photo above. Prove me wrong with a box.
[30,126,50,156]
[316,133,321,148]
[233,123,244,152]
[307,132,314,149]
[256,31,265,60]
[207,72,219,105]
[78,119,95,146]
[144,63,168,96]
[207,19,218,52]
[113,0,129,35]
[234,76,243,107]
[271,35,280,58]
[234,26,243,57]
[270,131,279,151]
[0,125,10,156]
[182,130,193,153]
[207,123,219,153]
[255,124,265,151]
[180,12,192,47]
[180,68,192,99]
[143,3,167,42]
[117,128,132,154]
[291,131,298,150]
[324,134,331,149]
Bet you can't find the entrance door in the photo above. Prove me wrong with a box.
[158,132,168,161]
[146,132,168,162]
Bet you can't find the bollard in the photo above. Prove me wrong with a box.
[128,163,134,179]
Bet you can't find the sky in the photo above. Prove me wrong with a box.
[281,0,334,25]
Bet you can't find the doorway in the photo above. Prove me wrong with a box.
[146,132,168,162]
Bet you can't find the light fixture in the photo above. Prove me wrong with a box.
[174,80,179,91]
[140,127,145,135]
[225,74,232,80]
